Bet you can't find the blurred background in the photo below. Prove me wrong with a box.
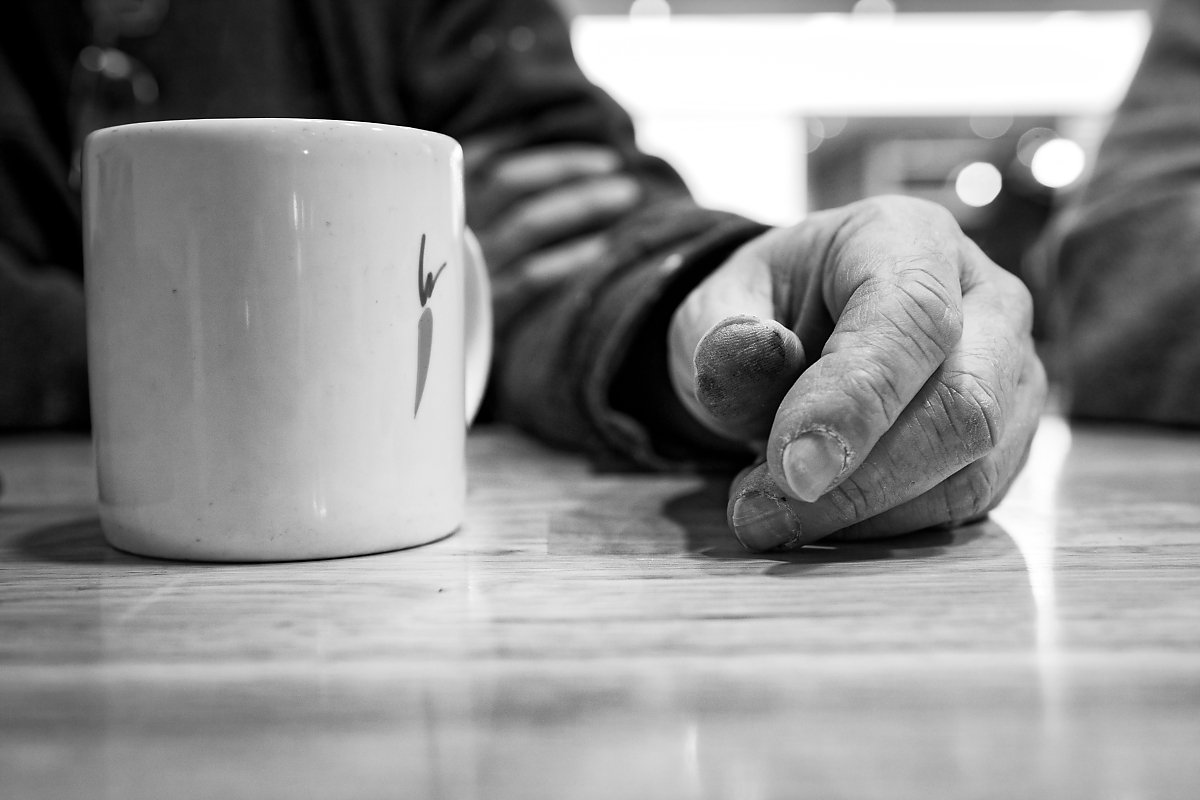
[554,0,1158,290]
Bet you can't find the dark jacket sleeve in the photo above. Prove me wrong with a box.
[1041,0,1200,426]
[398,0,765,468]
[0,0,767,465]
[0,10,90,430]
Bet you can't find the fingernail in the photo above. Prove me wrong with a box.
[782,431,848,502]
[730,492,803,552]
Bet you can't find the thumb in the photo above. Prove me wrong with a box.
[668,244,806,441]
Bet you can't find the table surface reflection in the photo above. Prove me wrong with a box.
[2,418,1200,799]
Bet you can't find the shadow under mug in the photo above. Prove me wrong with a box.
[83,118,491,562]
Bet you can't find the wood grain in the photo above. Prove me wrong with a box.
[2,418,1199,799]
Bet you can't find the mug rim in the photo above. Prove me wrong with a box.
[84,117,460,152]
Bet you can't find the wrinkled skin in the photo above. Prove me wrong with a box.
[670,196,1046,550]
[459,139,1045,552]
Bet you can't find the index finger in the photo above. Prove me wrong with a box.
[767,197,966,502]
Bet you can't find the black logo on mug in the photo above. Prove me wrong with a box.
[414,234,446,417]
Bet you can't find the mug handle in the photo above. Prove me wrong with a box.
[463,227,493,426]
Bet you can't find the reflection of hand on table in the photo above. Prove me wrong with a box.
[669,196,1047,550]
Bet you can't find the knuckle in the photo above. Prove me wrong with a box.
[893,270,964,359]
[936,372,1003,459]
[852,194,953,224]
[970,247,1035,332]
[824,476,875,524]
[1003,271,1036,329]
[840,359,905,422]
[846,195,893,224]
[941,459,1002,525]
[1027,351,1049,396]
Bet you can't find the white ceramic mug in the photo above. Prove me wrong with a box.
[83,118,491,562]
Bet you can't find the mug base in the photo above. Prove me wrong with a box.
[99,517,460,563]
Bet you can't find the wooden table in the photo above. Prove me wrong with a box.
[2,419,1199,799]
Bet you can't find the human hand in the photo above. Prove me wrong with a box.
[463,141,641,316]
[668,196,1046,550]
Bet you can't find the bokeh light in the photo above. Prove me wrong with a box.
[805,118,826,153]
[1016,127,1058,165]
[969,115,1014,139]
[822,116,848,138]
[955,161,1003,207]
[1030,137,1086,189]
